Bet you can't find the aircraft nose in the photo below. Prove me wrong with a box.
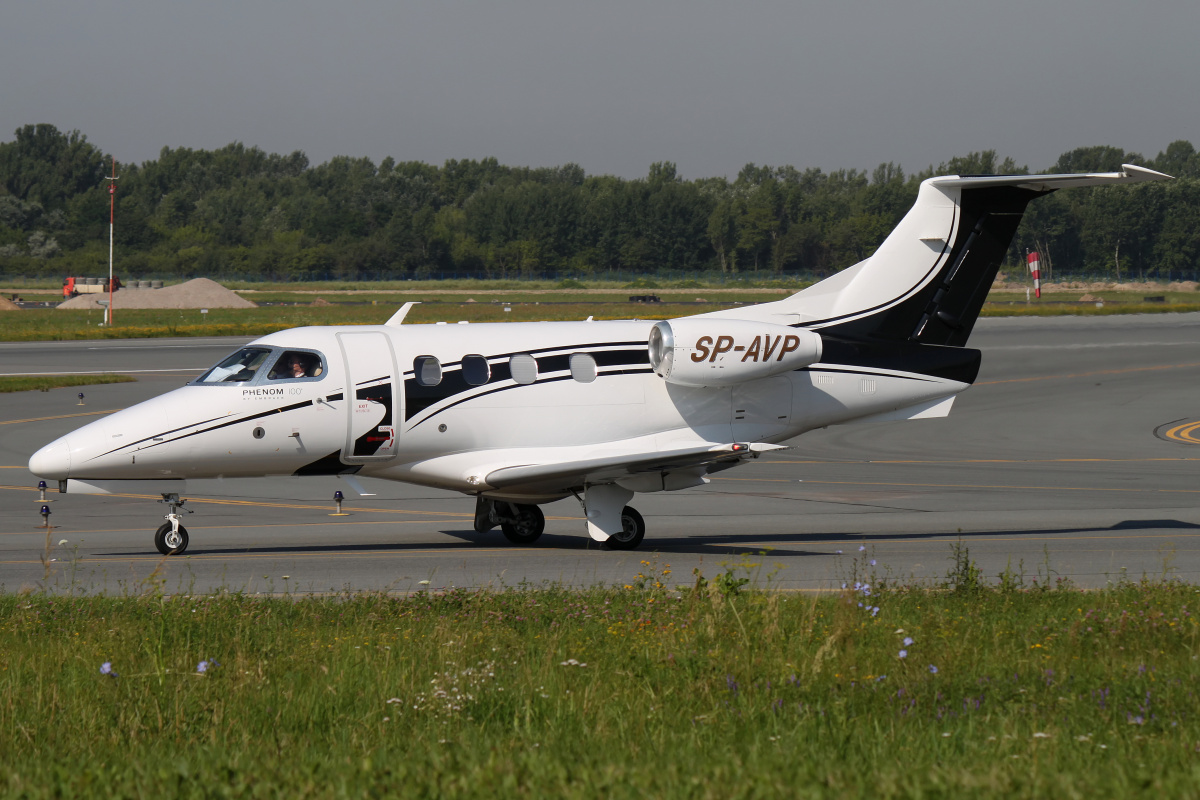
[28,437,71,480]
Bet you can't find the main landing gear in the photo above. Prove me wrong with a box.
[155,493,193,555]
[474,492,647,550]
[474,498,546,544]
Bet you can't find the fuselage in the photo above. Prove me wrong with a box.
[28,319,969,499]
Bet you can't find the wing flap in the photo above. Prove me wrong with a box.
[484,442,782,491]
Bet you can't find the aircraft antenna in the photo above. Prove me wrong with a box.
[104,157,119,326]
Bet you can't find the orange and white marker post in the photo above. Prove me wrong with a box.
[1027,251,1041,299]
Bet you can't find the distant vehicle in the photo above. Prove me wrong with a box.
[30,165,1170,556]
[63,277,121,298]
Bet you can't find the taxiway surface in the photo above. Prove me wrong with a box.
[2,314,1199,594]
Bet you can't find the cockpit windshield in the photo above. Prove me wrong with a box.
[195,348,272,384]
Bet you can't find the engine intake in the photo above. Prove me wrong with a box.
[648,319,822,387]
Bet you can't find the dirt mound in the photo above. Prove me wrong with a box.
[0,295,20,311]
[309,297,331,306]
[57,278,257,310]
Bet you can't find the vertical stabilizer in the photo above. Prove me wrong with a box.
[698,165,1171,346]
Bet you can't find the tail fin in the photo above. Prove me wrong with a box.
[705,164,1171,346]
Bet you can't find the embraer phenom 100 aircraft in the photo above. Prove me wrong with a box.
[29,165,1170,555]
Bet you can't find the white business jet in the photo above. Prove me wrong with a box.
[29,165,1169,555]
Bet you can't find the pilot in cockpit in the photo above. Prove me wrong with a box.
[268,351,322,380]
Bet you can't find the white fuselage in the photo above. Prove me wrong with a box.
[28,319,965,500]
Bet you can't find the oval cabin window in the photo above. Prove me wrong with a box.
[569,353,597,383]
[414,356,442,387]
[462,354,490,386]
[509,354,538,385]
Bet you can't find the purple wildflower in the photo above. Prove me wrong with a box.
[858,545,866,552]
[869,559,876,566]
[898,650,908,659]
[929,665,939,674]
[903,637,913,646]
[99,662,116,677]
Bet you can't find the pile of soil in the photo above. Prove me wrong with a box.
[57,278,257,310]
[0,295,20,311]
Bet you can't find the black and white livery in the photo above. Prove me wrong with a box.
[29,165,1170,554]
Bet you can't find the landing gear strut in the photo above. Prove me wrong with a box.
[474,498,546,545]
[155,493,192,555]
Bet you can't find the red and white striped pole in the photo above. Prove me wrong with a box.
[105,157,119,326]
[1027,251,1041,299]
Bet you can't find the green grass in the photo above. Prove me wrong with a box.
[0,302,735,342]
[0,374,136,393]
[4,553,1200,798]
[2,283,1199,342]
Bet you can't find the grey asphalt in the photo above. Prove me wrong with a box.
[2,315,1199,595]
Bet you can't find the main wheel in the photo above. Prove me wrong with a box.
[154,523,189,555]
[605,506,645,550]
[500,504,545,545]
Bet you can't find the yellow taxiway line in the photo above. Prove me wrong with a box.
[1163,420,1200,444]
[0,409,120,426]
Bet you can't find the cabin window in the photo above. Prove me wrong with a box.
[462,354,490,386]
[509,353,538,385]
[414,356,442,387]
[267,350,324,380]
[196,347,272,384]
[569,353,597,383]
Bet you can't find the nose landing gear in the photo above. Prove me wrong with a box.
[155,493,192,555]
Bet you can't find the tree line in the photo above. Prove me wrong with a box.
[1,123,1198,283]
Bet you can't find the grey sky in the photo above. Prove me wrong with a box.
[3,0,1196,179]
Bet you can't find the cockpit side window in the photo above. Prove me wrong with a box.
[195,348,273,384]
[267,350,325,381]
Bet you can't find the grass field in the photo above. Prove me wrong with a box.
[3,549,1199,798]
[0,374,136,393]
[3,290,1200,343]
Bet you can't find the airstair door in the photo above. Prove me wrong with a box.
[337,331,400,462]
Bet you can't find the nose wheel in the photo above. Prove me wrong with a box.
[154,522,189,555]
[155,493,193,555]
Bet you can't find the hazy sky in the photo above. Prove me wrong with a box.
[3,1,1196,179]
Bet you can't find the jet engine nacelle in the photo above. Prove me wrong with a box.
[648,319,822,387]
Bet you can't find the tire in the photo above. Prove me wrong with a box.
[605,506,645,550]
[154,522,189,555]
[500,504,545,545]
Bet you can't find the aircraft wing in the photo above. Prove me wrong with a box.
[480,441,785,495]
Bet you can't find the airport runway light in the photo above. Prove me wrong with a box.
[40,505,51,528]
[37,481,47,502]
[331,490,349,516]
[77,392,85,406]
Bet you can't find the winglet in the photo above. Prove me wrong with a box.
[385,302,420,327]
[1120,163,1173,182]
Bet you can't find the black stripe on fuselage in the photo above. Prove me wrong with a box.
[91,400,318,460]
[89,413,234,460]
[406,366,656,431]
[816,336,981,384]
[404,344,650,421]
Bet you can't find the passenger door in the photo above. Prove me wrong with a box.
[337,331,400,462]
